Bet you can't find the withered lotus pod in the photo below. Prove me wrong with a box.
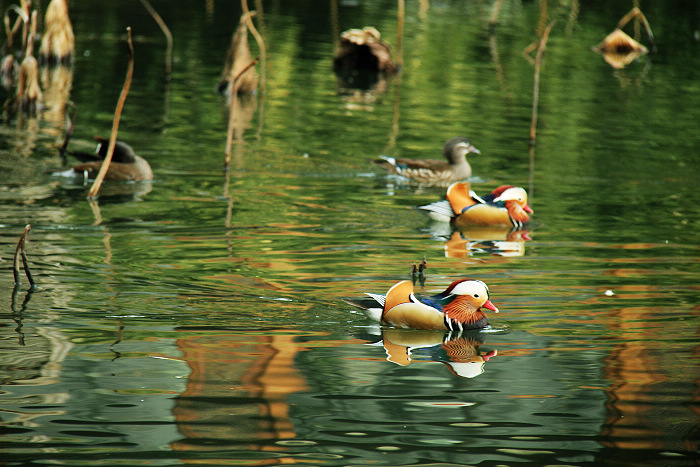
[594,28,649,69]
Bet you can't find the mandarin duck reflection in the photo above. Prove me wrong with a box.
[444,229,531,258]
[345,279,499,332]
[67,137,153,181]
[420,181,533,229]
[333,27,398,76]
[374,137,480,185]
[372,330,497,378]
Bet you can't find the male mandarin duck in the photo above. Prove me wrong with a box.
[374,137,481,185]
[68,137,153,181]
[420,181,533,229]
[345,279,499,332]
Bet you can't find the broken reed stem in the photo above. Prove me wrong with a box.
[87,27,134,199]
[241,0,266,92]
[13,224,35,287]
[396,0,404,67]
[58,100,76,161]
[138,0,172,79]
[224,56,259,168]
[529,21,554,146]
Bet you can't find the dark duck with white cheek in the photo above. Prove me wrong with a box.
[69,137,153,181]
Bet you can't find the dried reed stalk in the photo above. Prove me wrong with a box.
[139,0,172,79]
[87,27,134,198]
[13,224,35,287]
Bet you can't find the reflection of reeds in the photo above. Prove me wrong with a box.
[224,57,259,169]
[528,22,554,146]
[38,0,74,65]
[396,0,404,68]
[241,0,265,92]
[139,0,172,79]
[17,11,42,113]
[219,12,259,96]
[40,64,72,127]
[1,5,28,90]
[87,28,134,198]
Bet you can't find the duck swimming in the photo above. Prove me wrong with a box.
[345,279,499,332]
[68,137,153,181]
[374,137,480,185]
[420,181,532,229]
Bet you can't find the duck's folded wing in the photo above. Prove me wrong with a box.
[343,296,385,323]
[417,200,455,222]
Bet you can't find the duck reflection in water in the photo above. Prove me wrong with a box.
[442,228,531,258]
[374,329,498,379]
[333,27,398,105]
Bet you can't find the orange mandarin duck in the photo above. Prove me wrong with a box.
[374,137,480,185]
[345,279,499,332]
[420,181,533,229]
[68,137,153,181]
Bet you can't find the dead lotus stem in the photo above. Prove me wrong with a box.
[88,27,134,199]
[13,224,35,287]
[224,56,259,168]
[138,0,172,78]
[529,21,554,146]
[617,7,656,52]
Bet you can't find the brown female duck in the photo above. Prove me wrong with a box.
[374,137,480,185]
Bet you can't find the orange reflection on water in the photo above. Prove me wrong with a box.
[171,331,310,456]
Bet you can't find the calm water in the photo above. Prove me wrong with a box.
[1,1,699,465]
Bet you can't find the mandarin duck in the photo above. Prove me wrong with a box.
[345,279,499,332]
[374,137,480,185]
[420,181,532,229]
[67,137,153,181]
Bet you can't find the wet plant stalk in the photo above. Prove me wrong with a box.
[13,224,35,287]
[88,27,134,199]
